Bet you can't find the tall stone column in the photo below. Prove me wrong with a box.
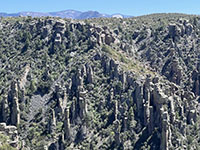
[114,119,121,145]
[10,81,20,126]
[0,95,9,123]
[64,107,71,140]
[160,111,172,150]
[78,90,87,119]
[148,106,154,134]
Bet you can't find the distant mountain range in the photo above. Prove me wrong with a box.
[0,10,132,19]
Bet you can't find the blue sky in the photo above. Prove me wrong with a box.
[0,0,200,16]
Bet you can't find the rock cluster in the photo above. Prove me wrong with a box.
[162,58,182,85]
[89,25,118,46]
[98,49,199,149]
[168,19,193,40]
[0,123,18,149]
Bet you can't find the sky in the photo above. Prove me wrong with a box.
[0,0,200,16]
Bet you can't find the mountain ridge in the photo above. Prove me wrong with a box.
[0,10,132,19]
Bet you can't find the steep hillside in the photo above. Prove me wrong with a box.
[0,14,200,150]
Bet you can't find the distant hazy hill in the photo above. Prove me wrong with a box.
[0,10,131,19]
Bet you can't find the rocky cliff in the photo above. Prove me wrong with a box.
[0,14,200,150]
